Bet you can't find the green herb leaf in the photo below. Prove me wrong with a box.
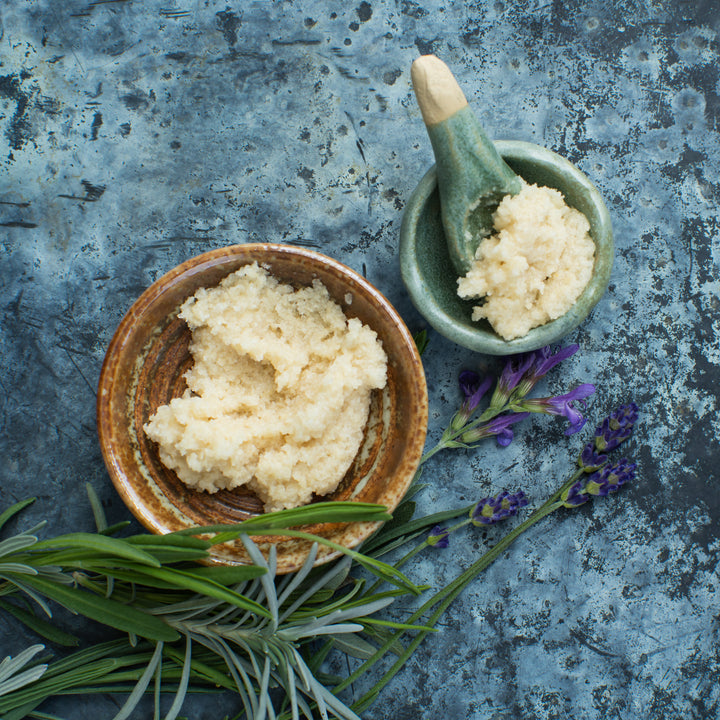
[0,600,79,647]
[0,499,36,534]
[15,576,180,642]
[119,565,271,617]
[28,534,163,568]
[85,484,108,533]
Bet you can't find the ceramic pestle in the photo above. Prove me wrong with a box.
[410,55,522,275]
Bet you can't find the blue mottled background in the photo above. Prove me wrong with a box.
[1,1,719,718]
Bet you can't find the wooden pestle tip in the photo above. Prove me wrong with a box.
[411,55,468,126]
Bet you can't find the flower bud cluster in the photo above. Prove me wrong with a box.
[470,491,528,526]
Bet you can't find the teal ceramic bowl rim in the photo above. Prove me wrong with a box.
[399,140,614,355]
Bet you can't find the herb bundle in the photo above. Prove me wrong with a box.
[0,344,639,720]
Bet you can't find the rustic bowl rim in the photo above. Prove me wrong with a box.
[96,242,429,572]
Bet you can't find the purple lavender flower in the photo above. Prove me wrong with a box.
[513,345,580,398]
[470,490,528,525]
[427,525,450,548]
[519,383,596,435]
[460,412,531,447]
[593,403,639,452]
[494,352,536,401]
[585,459,637,496]
[562,459,636,508]
[452,371,494,430]
[578,441,608,471]
[561,481,591,508]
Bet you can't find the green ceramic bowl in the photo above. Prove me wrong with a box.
[399,140,614,355]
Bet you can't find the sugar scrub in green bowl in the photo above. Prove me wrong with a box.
[400,56,613,355]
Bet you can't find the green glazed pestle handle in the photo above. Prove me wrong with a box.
[410,55,522,275]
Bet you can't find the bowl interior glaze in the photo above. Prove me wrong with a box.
[97,244,428,573]
[399,140,614,355]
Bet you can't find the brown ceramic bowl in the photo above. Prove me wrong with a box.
[97,243,428,573]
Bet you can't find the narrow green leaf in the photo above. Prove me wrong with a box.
[122,565,270,618]
[173,501,391,538]
[0,664,49,696]
[100,521,132,536]
[0,563,38,575]
[244,529,423,595]
[111,641,163,720]
[0,645,45,684]
[331,633,378,660]
[0,658,119,716]
[17,576,180,642]
[2,578,53,617]
[0,599,79,647]
[0,499,36,534]
[163,635,191,720]
[361,504,472,556]
[85,483,107,533]
[28,534,162,568]
[0,535,39,559]
[185,565,268,585]
[126,534,210,550]
[39,639,130,679]
[413,328,429,355]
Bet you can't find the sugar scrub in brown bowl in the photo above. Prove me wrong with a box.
[97,244,428,573]
[144,261,388,512]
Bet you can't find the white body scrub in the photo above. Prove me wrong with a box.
[457,183,595,340]
[144,263,388,512]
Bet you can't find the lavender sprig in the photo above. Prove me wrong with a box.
[470,491,528,526]
[515,384,596,435]
[341,402,641,713]
[425,490,528,550]
[422,345,594,464]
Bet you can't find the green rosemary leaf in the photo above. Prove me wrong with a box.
[360,617,436,631]
[3,578,54,617]
[0,563,38,575]
[0,534,40,558]
[99,521,132,536]
[239,501,391,529]
[186,565,268,585]
[28,534,162,568]
[15,576,180,642]
[153,647,162,720]
[120,565,271,617]
[110,641,163,720]
[0,658,120,716]
[162,646,237,692]
[0,599,80,647]
[164,635,192,720]
[360,504,472,557]
[126,534,211,549]
[0,664,49,697]
[38,639,129,679]
[0,499,36,534]
[173,502,391,539]
[5,701,41,720]
[330,633,378,660]
[85,483,107,533]
[0,644,45,685]
[413,328,429,355]
[249,529,423,595]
